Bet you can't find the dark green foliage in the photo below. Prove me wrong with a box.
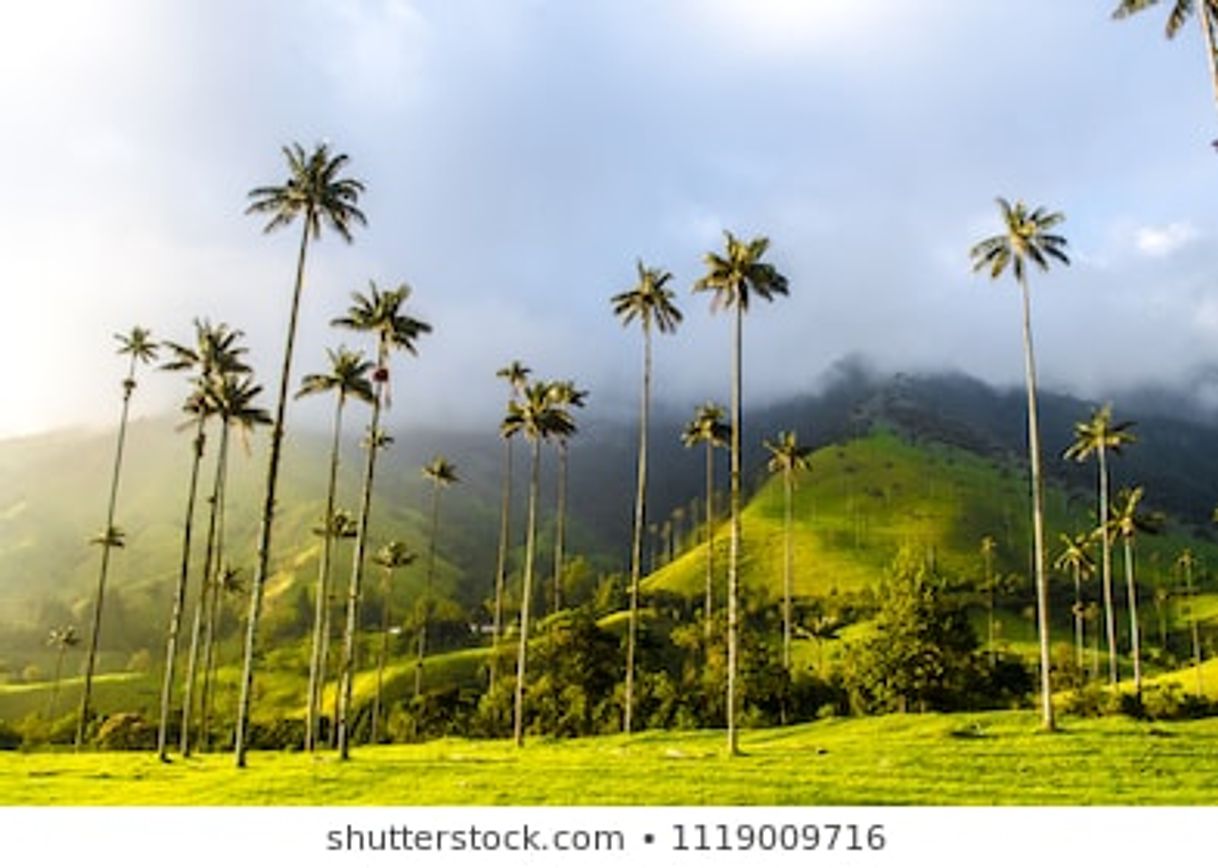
[94,713,156,750]
[0,720,20,750]
[843,549,987,713]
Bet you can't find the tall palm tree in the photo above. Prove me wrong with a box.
[370,541,415,745]
[334,282,431,760]
[1054,532,1096,672]
[970,198,1069,732]
[77,326,157,749]
[763,430,812,670]
[1105,486,1162,698]
[186,374,270,754]
[502,381,575,746]
[1176,548,1205,694]
[612,260,682,735]
[979,535,999,666]
[46,626,79,720]
[192,374,269,749]
[235,142,366,767]
[1064,405,1136,684]
[694,231,788,754]
[490,361,530,687]
[157,320,249,760]
[547,380,587,614]
[416,455,459,698]
[1113,0,1218,123]
[296,347,375,751]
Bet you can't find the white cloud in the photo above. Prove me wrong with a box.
[1135,222,1199,258]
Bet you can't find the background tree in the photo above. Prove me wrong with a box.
[77,326,157,749]
[970,198,1069,732]
[417,455,459,698]
[694,231,788,754]
[314,509,358,748]
[1054,532,1096,672]
[682,402,730,640]
[502,381,575,746]
[1176,548,1205,694]
[200,565,244,749]
[547,380,587,614]
[157,320,248,760]
[371,541,414,744]
[1064,404,1136,685]
[46,626,79,720]
[611,260,682,735]
[1113,0,1218,123]
[296,346,374,751]
[491,361,530,687]
[333,283,430,760]
[979,535,998,666]
[235,142,366,768]
[1106,486,1162,697]
[763,430,812,669]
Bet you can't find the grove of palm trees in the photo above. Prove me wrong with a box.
[5,3,1218,810]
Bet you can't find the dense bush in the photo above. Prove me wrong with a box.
[94,713,156,750]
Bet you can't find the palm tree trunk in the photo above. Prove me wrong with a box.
[337,361,386,760]
[1124,536,1142,698]
[727,303,744,754]
[306,394,346,751]
[416,482,441,699]
[157,416,206,760]
[1198,3,1218,120]
[1017,275,1054,732]
[371,566,391,744]
[624,323,650,736]
[782,469,793,671]
[704,441,715,641]
[181,425,226,756]
[1098,445,1118,685]
[1073,564,1084,672]
[1186,561,1204,695]
[553,440,568,614]
[234,215,312,768]
[985,549,996,667]
[514,437,542,747]
[76,356,138,750]
[491,437,513,688]
[199,423,231,752]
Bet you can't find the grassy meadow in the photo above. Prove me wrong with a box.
[1,711,1216,806]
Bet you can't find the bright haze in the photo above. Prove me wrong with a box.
[2,0,1216,439]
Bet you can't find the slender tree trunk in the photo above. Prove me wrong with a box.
[76,357,138,750]
[307,395,346,751]
[1199,3,1218,121]
[985,547,996,667]
[416,481,442,698]
[1186,560,1204,695]
[157,416,206,760]
[1124,536,1142,698]
[1017,276,1055,732]
[553,440,568,614]
[782,468,793,670]
[180,428,225,757]
[234,216,312,768]
[704,441,716,641]
[1073,564,1084,672]
[337,355,386,760]
[199,424,231,752]
[1098,445,1118,685]
[727,303,744,754]
[48,646,67,720]
[624,323,650,736]
[371,566,391,745]
[491,437,513,688]
[514,437,541,747]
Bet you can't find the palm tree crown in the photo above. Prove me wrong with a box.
[764,430,813,477]
[611,260,683,333]
[115,326,158,367]
[246,142,367,241]
[682,402,731,451]
[1054,532,1096,576]
[497,360,532,395]
[970,198,1070,283]
[692,231,789,311]
[422,455,460,487]
[297,346,376,405]
[333,282,432,375]
[1105,486,1164,542]
[1113,0,1218,38]
[502,382,577,444]
[1064,405,1137,463]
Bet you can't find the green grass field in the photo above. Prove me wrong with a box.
[2,710,1217,805]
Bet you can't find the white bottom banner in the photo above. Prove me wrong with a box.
[1,806,1211,867]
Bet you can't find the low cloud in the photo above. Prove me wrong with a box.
[1135,222,1199,258]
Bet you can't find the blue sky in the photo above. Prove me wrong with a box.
[2,0,1217,438]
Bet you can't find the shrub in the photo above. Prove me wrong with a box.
[94,713,156,750]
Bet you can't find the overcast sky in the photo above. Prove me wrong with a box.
[2,0,1217,439]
